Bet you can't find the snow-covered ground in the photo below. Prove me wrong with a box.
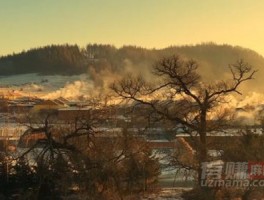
[0,73,94,99]
[141,187,191,200]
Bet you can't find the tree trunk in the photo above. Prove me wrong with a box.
[198,109,207,185]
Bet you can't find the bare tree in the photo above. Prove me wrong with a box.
[111,55,256,183]
[8,96,160,199]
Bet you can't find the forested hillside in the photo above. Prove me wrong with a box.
[0,43,263,86]
[0,45,86,75]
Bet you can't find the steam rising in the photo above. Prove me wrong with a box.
[42,80,93,100]
[0,54,263,125]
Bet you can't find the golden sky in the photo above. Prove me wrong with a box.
[1,0,264,56]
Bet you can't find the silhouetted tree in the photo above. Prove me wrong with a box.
[112,55,256,186]
[5,99,160,199]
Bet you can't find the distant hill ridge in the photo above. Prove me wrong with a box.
[0,43,263,91]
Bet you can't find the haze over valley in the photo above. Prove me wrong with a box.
[0,43,263,125]
[2,1,264,199]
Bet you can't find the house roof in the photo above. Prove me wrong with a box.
[35,99,63,106]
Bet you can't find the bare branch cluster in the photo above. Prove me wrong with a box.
[112,55,256,179]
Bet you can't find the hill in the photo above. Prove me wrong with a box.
[0,43,263,92]
[0,45,86,75]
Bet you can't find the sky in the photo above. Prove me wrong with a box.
[1,0,264,56]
